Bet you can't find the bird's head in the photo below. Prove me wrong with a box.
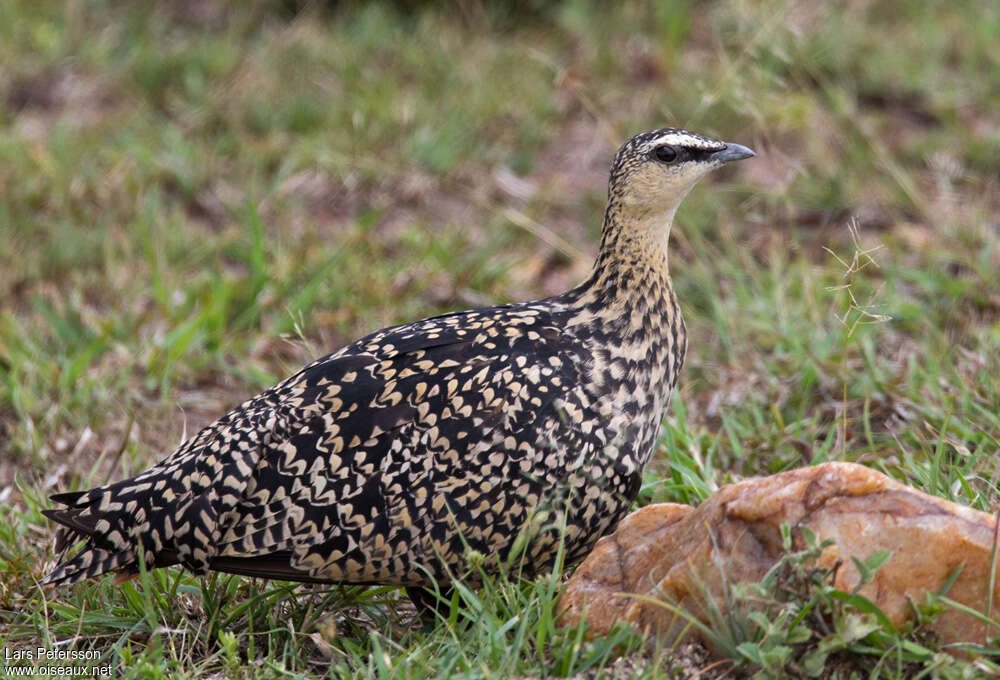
[608,128,755,221]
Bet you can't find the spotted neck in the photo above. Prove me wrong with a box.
[563,193,687,447]
[569,196,679,332]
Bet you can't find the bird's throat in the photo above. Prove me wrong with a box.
[570,207,677,337]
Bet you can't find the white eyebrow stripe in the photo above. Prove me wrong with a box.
[640,132,725,152]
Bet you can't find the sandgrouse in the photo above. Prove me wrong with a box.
[43,128,754,608]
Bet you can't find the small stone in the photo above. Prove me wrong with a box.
[561,462,1000,650]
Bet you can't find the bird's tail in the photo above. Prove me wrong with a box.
[42,490,133,585]
[42,403,272,586]
[43,485,150,585]
[41,481,183,586]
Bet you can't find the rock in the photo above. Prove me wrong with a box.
[560,462,1000,649]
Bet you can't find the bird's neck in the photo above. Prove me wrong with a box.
[570,201,678,326]
[564,198,687,422]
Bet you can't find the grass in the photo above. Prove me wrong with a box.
[1,0,998,677]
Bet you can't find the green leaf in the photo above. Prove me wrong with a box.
[829,590,899,634]
[851,548,892,590]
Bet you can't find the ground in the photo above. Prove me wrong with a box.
[0,0,998,678]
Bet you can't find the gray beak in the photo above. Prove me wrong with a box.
[710,142,755,164]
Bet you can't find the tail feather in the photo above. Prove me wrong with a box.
[44,494,331,586]
[43,398,277,587]
[42,500,133,584]
[43,454,263,585]
[49,490,90,506]
[41,545,135,586]
[42,507,110,553]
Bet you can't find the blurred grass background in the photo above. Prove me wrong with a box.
[0,0,998,677]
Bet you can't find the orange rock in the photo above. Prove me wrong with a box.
[560,462,1000,649]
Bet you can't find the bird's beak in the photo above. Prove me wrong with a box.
[710,143,755,164]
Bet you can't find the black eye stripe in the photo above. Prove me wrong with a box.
[689,147,719,161]
[650,146,720,163]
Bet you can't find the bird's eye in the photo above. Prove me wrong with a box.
[654,145,677,163]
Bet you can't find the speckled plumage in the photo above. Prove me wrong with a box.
[43,128,753,590]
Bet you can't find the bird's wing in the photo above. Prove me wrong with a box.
[213,304,596,584]
[43,303,592,586]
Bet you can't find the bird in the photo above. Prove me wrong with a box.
[42,128,754,611]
